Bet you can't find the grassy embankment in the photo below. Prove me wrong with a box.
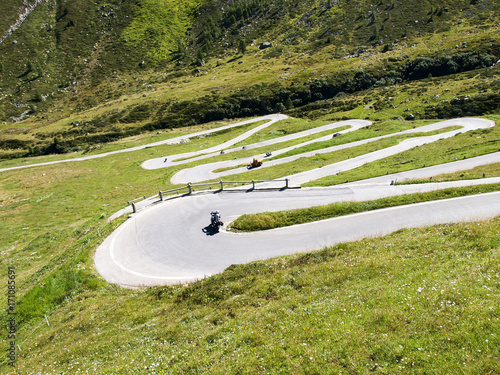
[406,162,500,183]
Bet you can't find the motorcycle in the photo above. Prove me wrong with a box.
[210,211,224,232]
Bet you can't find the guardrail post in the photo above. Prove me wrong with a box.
[159,191,163,201]
[220,180,224,191]
[188,183,192,194]
[285,178,289,188]
[132,202,136,213]
[252,180,255,189]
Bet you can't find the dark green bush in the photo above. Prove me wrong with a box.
[424,93,500,118]
[121,103,152,123]
[402,52,496,80]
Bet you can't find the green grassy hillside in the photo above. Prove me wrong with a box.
[0,0,499,372]
[0,0,24,35]
[0,0,499,159]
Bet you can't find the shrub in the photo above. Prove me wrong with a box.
[424,93,500,118]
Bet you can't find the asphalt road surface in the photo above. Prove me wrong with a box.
[94,186,500,288]
[94,117,500,287]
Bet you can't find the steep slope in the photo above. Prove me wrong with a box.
[0,0,44,44]
[0,0,146,117]
[0,0,499,160]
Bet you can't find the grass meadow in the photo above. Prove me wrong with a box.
[0,116,499,373]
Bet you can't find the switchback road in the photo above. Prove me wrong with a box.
[94,116,499,287]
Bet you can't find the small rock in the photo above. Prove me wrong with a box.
[259,41,272,49]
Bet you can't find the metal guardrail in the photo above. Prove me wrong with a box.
[127,196,147,205]
[128,179,290,213]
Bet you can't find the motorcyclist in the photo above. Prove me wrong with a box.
[210,211,223,230]
[211,211,221,224]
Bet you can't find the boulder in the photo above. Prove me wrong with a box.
[259,41,272,50]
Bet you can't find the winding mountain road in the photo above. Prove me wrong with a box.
[0,115,287,173]
[94,116,500,287]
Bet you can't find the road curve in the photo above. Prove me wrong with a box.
[141,117,371,172]
[0,114,288,173]
[94,116,499,287]
[94,186,500,288]
[168,118,495,185]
